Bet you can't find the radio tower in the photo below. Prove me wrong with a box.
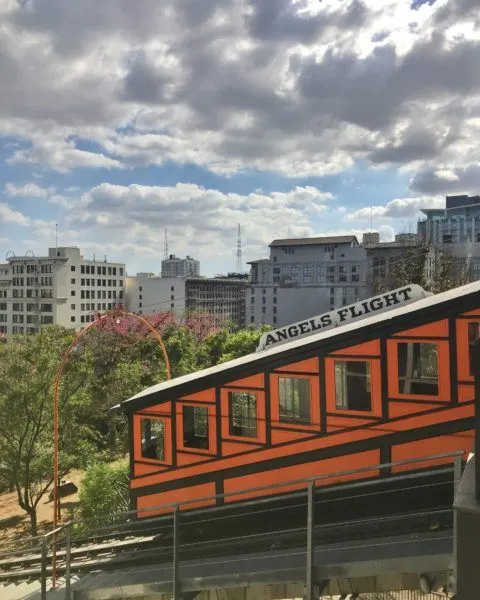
[236,224,242,273]
[164,228,168,260]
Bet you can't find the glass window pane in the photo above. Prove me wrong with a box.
[141,418,165,461]
[278,377,311,423]
[397,342,438,395]
[229,392,257,438]
[468,322,480,376]
[334,361,371,411]
[183,406,209,449]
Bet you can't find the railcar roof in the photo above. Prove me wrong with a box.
[118,280,480,411]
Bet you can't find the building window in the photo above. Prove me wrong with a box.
[335,361,371,411]
[278,377,310,423]
[70,316,75,322]
[71,290,75,296]
[468,322,480,376]
[81,265,85,274]
[229,392,257,438]
[397,342,438,395]
[71,266,75,272]
[183,406,209,450]
[273,316,277,324]
[141,418,165,461]
[251,315,255,323]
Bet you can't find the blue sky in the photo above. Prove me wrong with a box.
[0,0,478,275]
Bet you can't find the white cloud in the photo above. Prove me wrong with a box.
[347,196,444,220]
[4,182,54,198]
[0,203,32,226]
[0,0,475,186]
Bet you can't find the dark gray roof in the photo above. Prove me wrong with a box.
[269,236,358,247]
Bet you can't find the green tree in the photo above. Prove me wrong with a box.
[78,460,129,522]
[204,325,272,364]
[0,327,97,535]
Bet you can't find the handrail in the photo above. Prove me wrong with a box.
[70,449,464,527]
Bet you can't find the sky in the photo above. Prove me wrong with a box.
[0,0,479,276]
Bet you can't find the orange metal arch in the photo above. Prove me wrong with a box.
[52,310,171,586]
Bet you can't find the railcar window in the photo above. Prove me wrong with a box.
[278,377,311,423]
[468,322,480,376]
[229,392,257,437]
[183,405,209,449]
[334,361,371,411]
[397,342,438,395]
[141,418,165,461]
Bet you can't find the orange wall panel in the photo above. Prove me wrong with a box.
[136,482,216,517]
[180,388,216,403]
[271,428,315,445]
[176,452,212,466]
[393,319,449,338]
[226,373,265,389]
[139,401,172,416]
[461,309,480,317]
[222,440,261,456]
[273,357,319,373]
[326,416,377,431]
[391,433,473,473]
[134,463,169,477]
[224,450,380,502]
[388,402,442,418]
[332,340,380,356]
[458,384,474,403]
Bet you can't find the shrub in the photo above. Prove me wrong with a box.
[78,461,129,522]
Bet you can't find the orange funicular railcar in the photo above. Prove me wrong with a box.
[119,282,480,518]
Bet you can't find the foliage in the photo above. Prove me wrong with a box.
[373,245,470,295]
[0,312,268,536]
[0,327,97,535]
[77,460,130,522]
[205,326,272,364]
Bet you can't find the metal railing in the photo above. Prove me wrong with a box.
[0,451,465,600]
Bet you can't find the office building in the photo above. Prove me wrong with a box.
[247,236,371,327]
[0,247,125,336]
[418,194,480,245]
[161,255,200,278]
[125,273,186,317]
[186,277,247,328]
[125,273,247,329]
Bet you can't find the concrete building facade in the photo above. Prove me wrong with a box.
[125,273,186,317]
[125,274,248,329]
[0,247,125,336]
[247,234,433,328]
[247,236,371,328]
[161,255,200,278]
[418,194,480,245]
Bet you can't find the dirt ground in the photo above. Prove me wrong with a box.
[0,470,84,548]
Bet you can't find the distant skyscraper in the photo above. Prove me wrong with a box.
[161,255,200,278]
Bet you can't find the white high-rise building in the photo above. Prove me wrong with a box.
[0,247,125,336]
[161,255,200,278]
[125,273,186,316]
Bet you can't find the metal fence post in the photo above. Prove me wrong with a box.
[65,523,72,600]
[173,506,180,600]
[306,482,314,600]
[453,454,463,597]
[40,537,47,600]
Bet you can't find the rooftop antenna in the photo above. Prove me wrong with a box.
[236,224,242,273]
[55,223,58,252]
[164,228,169,260]
[370,206,373,233]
